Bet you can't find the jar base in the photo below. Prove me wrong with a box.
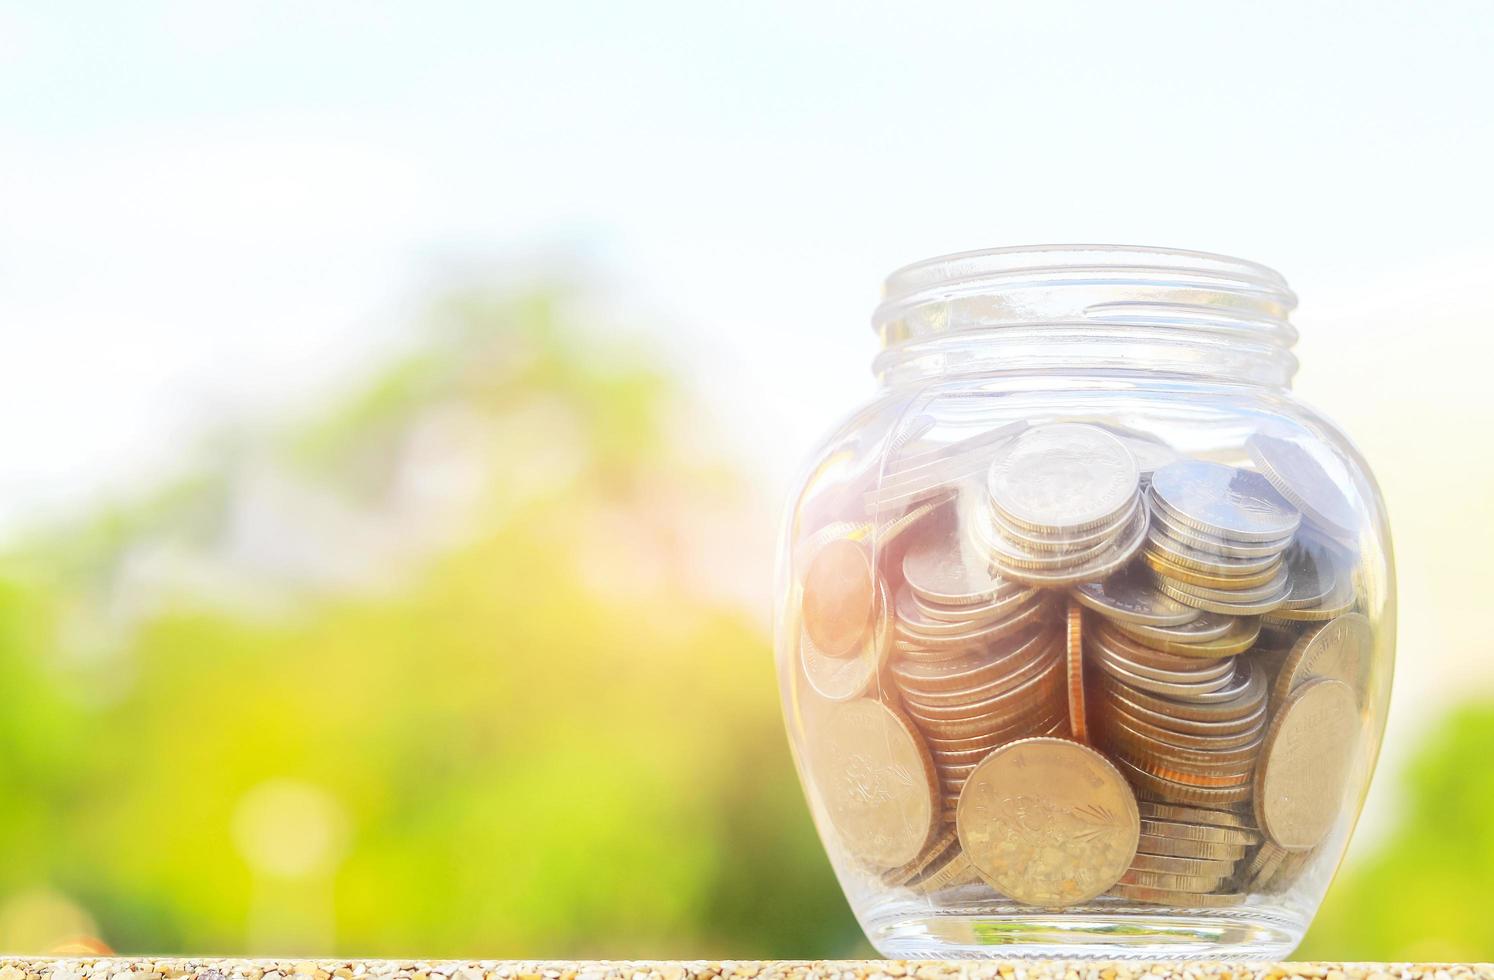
[863,896,1306,959]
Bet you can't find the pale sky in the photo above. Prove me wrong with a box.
[3,0,1494,851]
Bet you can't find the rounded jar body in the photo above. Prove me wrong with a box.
[774,246,1395,958]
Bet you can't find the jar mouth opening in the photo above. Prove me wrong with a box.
[876,243,1297,333]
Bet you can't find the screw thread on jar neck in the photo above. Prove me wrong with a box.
[871,245,1300,389]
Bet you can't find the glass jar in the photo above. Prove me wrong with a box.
[774,245,1394,959]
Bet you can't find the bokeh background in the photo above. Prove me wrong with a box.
[3,0,1494,962]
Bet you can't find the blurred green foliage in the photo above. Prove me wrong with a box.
[0,284,1486,961]
[0,288,860,957]
[1301,704,1494,961]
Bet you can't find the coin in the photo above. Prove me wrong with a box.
[1148,498,1294,559]
[1255,677,1358,851]
[1155,571,1290,617]
[989,494,1141,554]
[903,507,1012,606]
[1144,528,1282,576]
[1108,883,1246,908]
[1143,548,1284,590]
[1067,600,1087,743]
[1139,819,1258,846]
[1149,460,1301,542]
[806,698,939,868]
[986,423,1140,532]
[1247,432,1358,541]
[1272,612,1372,705]
[988,507,1150,588]
[912,846,980,892]
[801,576,892,702]
[1127,851,1237,877]
[883,828,961,886]
[1242,841,1289,887]
[1072,562,1200,626]
[1139,803,1257,831]
[1118,869,1230,893]
[1133,832,1248,861]
[956,737,1140,906]
[803,537,877,657]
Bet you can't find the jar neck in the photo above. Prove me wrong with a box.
[871,245,1299,389]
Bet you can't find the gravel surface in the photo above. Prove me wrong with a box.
[1,962,1491,980]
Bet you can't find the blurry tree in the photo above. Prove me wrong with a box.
[1300,703,1494,961]
[0,286,862,957]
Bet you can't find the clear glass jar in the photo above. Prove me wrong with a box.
[774,245,1394,959]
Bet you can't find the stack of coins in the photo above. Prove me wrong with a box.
[790,422,1370,912]
[975,424,1148,587]
[1144,461,1300,616]
[892,510,1065,815]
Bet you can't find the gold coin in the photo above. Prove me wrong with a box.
[1138,801,1257,830]
[883,828,960,886]
[1067,601,1088,744]
[801,576,892,702]
[1138,818,1259,846]
[1127,756,1252,788]
[1108,883,1246,908]
[1255,677,1358,851]
[1135,832,1248,860]
[1119,756,1254,807]
[806,698,938,868]
[1144,548,1284,590]
[803,537,877,657]
[913,847,980,893]
[1243,841,1289,887]
[1118,869,1231,893]
[1127,851,1237,877]
[1272,612,1372,705]
[956,737,1139,907]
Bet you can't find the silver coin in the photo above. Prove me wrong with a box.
[988,492,1141,554]
[1072,562,1200,627]
[986,423,1139,532]
[1280,539,1340,610]
[911,583,1038,625]
[893,594,1052,653]
[1090,647,1237,698]
[868,421,1029,511]
[1109,610,1238,646]
[1158,562,1291,604]
[1148,496,1294,559]
[1088,632,1236,685]
[895,583,1036,639]
[1103,427,1181,480]
[1247,432,1358,541]
[902,504,1011,605]
[973,510,1125,570]
[987,505,1149,587]
[1155,571,1290,617]
[1150,460,1301,543]
[1144,527,1281,576]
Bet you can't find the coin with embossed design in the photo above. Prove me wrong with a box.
[1255,678,1358,851]
[1247,432,1359,541]
[986,423,1139,532]
[1150,460,1301,542]
[803,537,877,657]
[808,698,939,868]
[1273,612,1372,705]
[956,737,1139,906]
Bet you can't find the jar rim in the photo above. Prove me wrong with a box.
[878,243,1295,321]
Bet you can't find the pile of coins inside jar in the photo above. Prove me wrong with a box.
[794,422,1372,909]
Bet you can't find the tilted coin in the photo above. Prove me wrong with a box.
[1119,757,1255,808]
[912,846,981,893]
[1247,432,1359,541]
[1144,527,1282,575]
[1148,497,1294,559]
[986,423,1140,532]
[1159,562,1291,605]
[1107,883,1246,908]
[803,537,877,657]
[1118,869,1230,893]
[1144,548,1284,590]
[1243,841,1289,888]
[1101,426,1180,481]
[1261,848,1314,893]
[1067,600,1087,743]
[1109,610,1239,649]
[1139,819,1258,846]
[806,698,939,868]
[1138,801,1257,831]
[956,737,1140,906]
[1072,562,1200,627]
[1127,851,1237,877]
[801,576,891,702]
[1149,460,1301,543]
[1272,612,1372,705]
[902,505,1014,606]
[868,420,1031,511]
[1155,571,1290,617]
[883,827,960,886]
[1255,677,1359,851]
[1133,832,1248,861]
[1279,538,1342,610]
[989,506,1150,588]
